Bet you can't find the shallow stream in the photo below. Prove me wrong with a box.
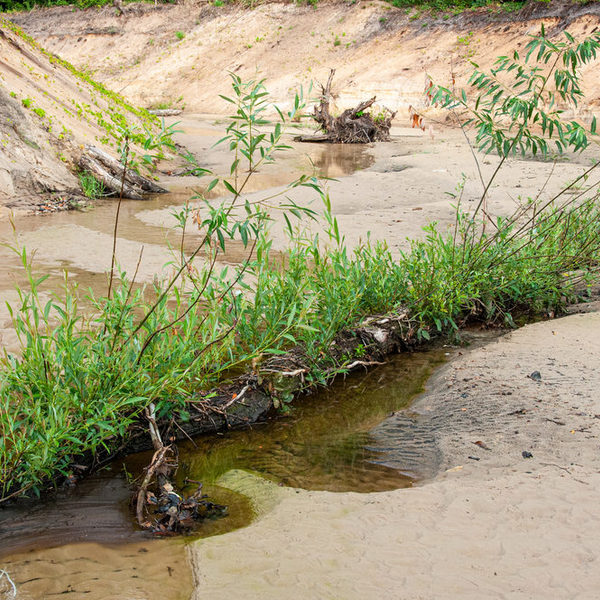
[0,348,447,600]
[0,119,447,599]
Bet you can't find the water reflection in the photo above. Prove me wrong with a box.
[299,142,375,178]
[178,349,446,493]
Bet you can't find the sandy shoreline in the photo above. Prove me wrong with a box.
[189,310,600,599]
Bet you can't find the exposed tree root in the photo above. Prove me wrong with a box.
[135,403,226,534]
[124,308,418,455]
[296,69,396,144]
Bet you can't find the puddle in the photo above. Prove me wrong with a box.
[0,459,253,600]
[295,142,375,177]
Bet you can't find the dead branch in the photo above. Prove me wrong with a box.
[145,402,163,451]
[136,445,172,528]
[343,360,385,370]
[79,154,145,200]
[259,368,308,377]
[148,109,183,117]
[0,570,17,599]
[135,402,227,533]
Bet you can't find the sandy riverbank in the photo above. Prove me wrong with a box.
[189,308,600,599]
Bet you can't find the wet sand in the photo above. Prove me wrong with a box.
[189,310,600,599]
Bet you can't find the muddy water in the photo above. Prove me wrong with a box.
[176,349,447,493]
[0,120,375,353]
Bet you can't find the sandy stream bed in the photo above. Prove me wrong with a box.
[3,1,600,593]
[189,308,600,600]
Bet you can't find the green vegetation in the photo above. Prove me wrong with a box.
[0,0,570,15]
[2,28,600,503]
[432,24,599,156]
[2,0,123,10]
[175,30,185,41]
[78,171,106,199]
[1,18,162,151]
[389,0,527,12]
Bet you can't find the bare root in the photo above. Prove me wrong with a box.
[135,403,227,534]
[297,68,396,144]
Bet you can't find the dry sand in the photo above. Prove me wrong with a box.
[189,309,600,599]
[14,1,600,119]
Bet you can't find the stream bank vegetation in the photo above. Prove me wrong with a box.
[0,0,573,15]
[1,29,600,531]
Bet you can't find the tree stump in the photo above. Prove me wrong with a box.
[296,69,396,144]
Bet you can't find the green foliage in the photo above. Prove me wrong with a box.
[2,49,600,503]
[0,74,320,501]
[0,0,168,10]
[78,171,106,199]
[432,26,600,156]
[175,30,185,41]
[387,0,526,13]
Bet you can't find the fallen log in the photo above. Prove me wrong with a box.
[85,145,168,194]
[293,134,332,143]
[79,154,145,200]
[296,68,396,144]
[148,109,183,117]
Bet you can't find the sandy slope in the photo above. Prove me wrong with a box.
[189,310,600,599]
[0,18,164,212]
[12,1,600,118]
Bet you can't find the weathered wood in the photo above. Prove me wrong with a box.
[79,154,145,200]
[148,109,183,117]
[306,69,396,144]
[85,145,168,193]
[348,96,377,119]
[293,134,332,143]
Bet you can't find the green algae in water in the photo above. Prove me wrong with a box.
[176,349,448,494]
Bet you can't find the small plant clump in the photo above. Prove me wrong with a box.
[78,171,106,199]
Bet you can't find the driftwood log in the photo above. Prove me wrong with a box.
[296,69,396,144]
[78,145,168,200]
[148,109,183,117]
